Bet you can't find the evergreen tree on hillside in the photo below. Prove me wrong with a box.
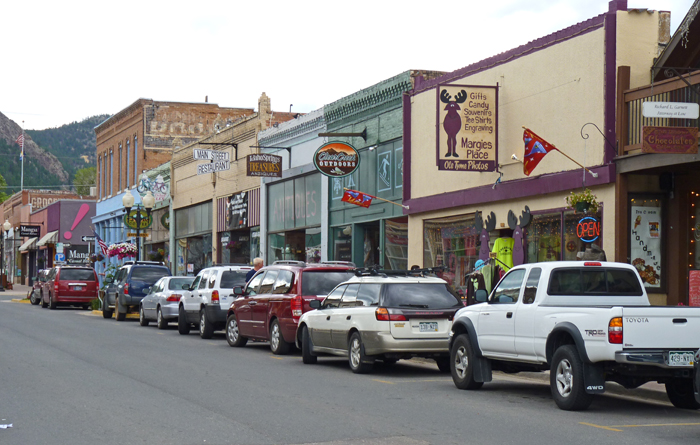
[73,166,96,196]
[0,173,8,203]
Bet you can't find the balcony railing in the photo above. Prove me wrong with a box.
[618,68,700,155]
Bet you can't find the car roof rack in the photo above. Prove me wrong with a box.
[122,260,165,266]
[272,260,306,266]
[353,265,445,278]
[217,263,253,267]
[318,261,357,268]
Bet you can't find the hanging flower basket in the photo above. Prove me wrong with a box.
[107,242,137,259]
[565,188,600,214]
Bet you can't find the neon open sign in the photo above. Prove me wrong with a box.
[577,216,600,243]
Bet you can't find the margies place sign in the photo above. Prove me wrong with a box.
[194,149,230,175]
[313,142,360,178]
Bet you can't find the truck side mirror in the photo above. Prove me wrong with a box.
[475,289,488,303]
[309,299,321,309]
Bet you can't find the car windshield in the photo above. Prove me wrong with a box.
[59,269,95,281]
[168,277,194,290]
[220,271,248,288]
[301,271,356,296]
[131,267,170,284]
[382,283,463,309]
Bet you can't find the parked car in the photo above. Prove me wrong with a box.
[178,265,252,338]
[448,261,700,411]
[40,266,99,310]
[295,271,463,373]
[227,261,356,354]
[29,269,49,305]
[139,276,194,329]
[102,261,171,321]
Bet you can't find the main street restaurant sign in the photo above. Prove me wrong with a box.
[313,142,360,178]
[436,84,498,172]
[194,149,231,175]
[642,126,699,154]
[246,154,282,178]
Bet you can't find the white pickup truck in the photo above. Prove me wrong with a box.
[449,261,700,411]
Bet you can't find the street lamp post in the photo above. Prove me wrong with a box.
[0,220,12,292]
[122,190,155,262]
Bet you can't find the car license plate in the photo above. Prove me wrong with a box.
[668,351,695,367]
[419,322,438,332]
[73,286,82,291]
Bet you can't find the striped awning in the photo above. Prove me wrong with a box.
[18,237,37,252]
[36,230,59,247]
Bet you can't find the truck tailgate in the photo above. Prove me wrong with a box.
[621,307,700,349]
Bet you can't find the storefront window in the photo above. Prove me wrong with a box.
[385,218,408,270]
[333,226,352,262]
[525,209,603,264]
[305,228,321,263]
[630,196,662,290]
[423,215,479,298]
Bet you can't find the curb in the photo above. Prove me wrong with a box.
[10,299,31,304]
[92,310,139,319]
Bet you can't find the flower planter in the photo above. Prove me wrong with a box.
[575,202,590,213]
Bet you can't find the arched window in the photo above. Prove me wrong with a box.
[133,135,138,186]
[126,139,130,188]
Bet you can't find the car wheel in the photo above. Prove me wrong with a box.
[115,297,126,321]
[156,307,167,330]
[301,325,317,364]
[139,306,149,327]
[550,345,594,411]
[451,334,484,390]
[49,293,57,310]
[178,306,190,335]
[269,319,291,355]
[436,357,451,373]
[41,293,48,308]
[665,378,700,410]
[30,290,41,305]
[199,309,214,339]
[348,332,374,374]
[226,314,247,347]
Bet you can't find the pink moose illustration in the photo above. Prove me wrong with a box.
[440,89,468,158]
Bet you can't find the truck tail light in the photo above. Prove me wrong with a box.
[291,295,303,318]
[375,308,406,321]
[123,283,129,295]
[608,317,623,344]
[167,294,181,302]
[584,262,602,266]
[211,290,219,304]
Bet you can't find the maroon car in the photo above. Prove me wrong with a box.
[226,261,356,354]
[41,266,99,310]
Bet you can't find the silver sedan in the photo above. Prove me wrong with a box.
[139,276,194,329]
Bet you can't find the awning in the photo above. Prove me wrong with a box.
[18,237,37,252]
[36,230,58,247]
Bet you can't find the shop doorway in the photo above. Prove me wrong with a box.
[355,221,380,268]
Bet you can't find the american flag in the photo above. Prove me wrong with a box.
[93,229,108,256]
[15,133,24,160]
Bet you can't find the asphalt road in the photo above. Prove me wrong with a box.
[2,290,699,445]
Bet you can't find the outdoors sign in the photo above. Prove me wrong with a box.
[642,126,699,154]
[436,84,498,172]
[19,225,40,237]
[247,154,282,177]
[124,209,153,230]
[642,102,699,119]
[313,142,360,178]
[227,191,248,229]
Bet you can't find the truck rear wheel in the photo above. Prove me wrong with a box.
[550,345,593,411]
[451,334,483,389]
[665,378,700,410]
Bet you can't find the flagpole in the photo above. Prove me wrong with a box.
[521,126,598,177]
[343,188,409,210]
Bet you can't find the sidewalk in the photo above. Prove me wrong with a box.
[1,283,32,299]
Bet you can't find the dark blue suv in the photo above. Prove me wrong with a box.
[103,261,171,321]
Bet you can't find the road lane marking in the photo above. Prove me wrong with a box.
[580,422,623,432]
[270,356,284,360]
[372,379,451,384]
[373,379,395,384]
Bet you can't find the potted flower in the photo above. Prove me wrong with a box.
[565,188,600,214]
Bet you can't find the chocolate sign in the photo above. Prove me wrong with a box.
[313,142,360,178]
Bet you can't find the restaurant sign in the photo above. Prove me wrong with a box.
[246,154,282,178]
[313,142,360,178]
[642,126,698,154]
[20,225,41,237]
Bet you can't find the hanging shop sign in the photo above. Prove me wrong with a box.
[137,173,170,203]
[161,212,170,230]
[247,154,282,178]
[576,216,600,243]
[436,84,498,172]
[124,209,153,230]
[313,142,360,178]
[20,225,41,237]
[642,126,698,154]
[227,191,248,229]
[642,102,699,119]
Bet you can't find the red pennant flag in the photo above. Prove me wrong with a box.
[341,189,374,208]
[522,128,558,176]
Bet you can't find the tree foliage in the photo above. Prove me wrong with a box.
[73,166,96,196]
[0,172,8,204]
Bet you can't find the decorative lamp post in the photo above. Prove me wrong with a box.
[122,190,155,262]
[0,219,11,292]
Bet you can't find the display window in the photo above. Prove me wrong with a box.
[267,228,321,264]
[524,209,603,263]
[384,218,408,270]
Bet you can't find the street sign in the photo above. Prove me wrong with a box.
[197,160,230,175]
[56,243,64,254]
[82,236,96,242]
[127,233,149,237]
[193,149,230,161]
[55,253,65,262]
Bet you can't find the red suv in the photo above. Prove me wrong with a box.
[226,261,356,354]
[41,266,99,310]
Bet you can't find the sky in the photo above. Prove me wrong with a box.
[1,0,696,130]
